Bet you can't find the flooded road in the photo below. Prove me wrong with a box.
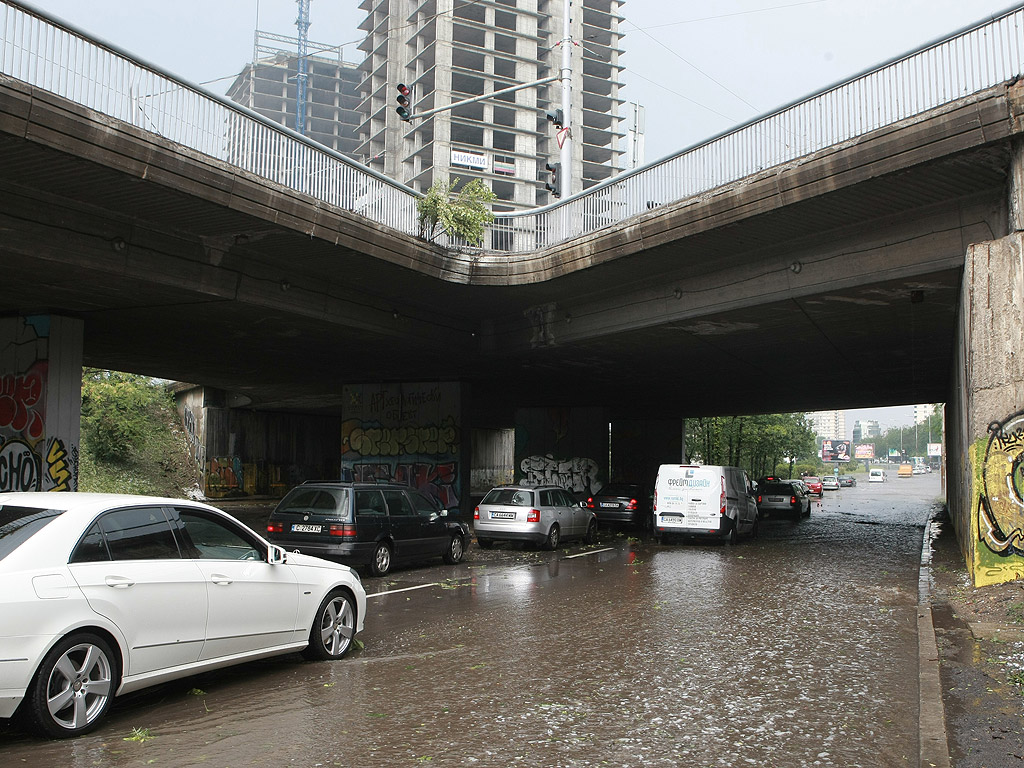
[1,474,941,767]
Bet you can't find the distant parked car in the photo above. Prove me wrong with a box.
[803,476,823,496]
[756,481,811,519]
[838,475,856,487]
[586,483,652,528]
[266,482,469,576]
[821,475,840,491]
[474,485,597,549]
[0,492,366,738]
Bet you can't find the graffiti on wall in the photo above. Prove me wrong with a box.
[204,456,296,499]
[0,356,60,492]
[46,437,76,492]
[0,363,46,442]
[349,461,460,508]
[977,410,1024,558]
[0,438,40,491]
[341,383,461,507]
[344,420,459,457]
[521,454,602,496]
[182,405,205,469]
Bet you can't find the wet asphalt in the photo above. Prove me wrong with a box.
[1,475,943,767]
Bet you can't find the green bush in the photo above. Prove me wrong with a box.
[81,370,165,463]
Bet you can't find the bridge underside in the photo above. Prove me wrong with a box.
[0,78,1016,419]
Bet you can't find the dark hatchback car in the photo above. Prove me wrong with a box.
[756,481,811,519]
[586,483,652,528]
[266,482,469,576]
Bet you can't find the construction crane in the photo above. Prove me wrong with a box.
[295,0,311,136]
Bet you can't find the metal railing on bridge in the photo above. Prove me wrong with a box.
[2,1,1022,255]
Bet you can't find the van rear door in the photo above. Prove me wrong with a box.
[655,466,723,534]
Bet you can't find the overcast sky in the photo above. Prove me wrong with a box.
[28,0,997,431]
[30,0,1016,162]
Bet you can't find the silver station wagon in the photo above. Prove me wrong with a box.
[473,484,597,550]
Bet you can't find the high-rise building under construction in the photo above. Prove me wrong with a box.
[356,0,625,210]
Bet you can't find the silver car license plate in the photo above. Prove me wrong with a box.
[490,511,515,519]
[291,524,323,533]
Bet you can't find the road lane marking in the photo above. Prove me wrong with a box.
[563,547,614,559]
[367,583,439,598]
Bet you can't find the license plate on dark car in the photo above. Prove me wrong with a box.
[291,524,323,533]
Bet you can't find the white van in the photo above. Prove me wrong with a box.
[869,468,887,482]
[653,464,759,544]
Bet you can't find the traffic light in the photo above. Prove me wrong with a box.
[544,161,561,197]
[396,83,412,121]
[546,108,564,130]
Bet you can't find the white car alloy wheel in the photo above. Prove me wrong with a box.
[28,633,116,738]
[303,592,356,660]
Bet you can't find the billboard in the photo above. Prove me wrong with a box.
[854,443,875,459]
[888,449,902,461]
[927,443,942,457]
[821,439,851,463]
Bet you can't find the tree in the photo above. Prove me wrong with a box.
[80,369,168,463]
[685,412,816,478]
[417,177,497,246]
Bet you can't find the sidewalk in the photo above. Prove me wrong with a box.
[926,509,1024,767]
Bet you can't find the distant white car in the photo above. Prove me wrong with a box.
[821,475,841,490]
[0,493,366,738]
[869,468,887,482]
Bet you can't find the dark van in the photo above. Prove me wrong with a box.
[266,482,469,576]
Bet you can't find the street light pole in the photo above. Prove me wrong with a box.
[558,0,573,198]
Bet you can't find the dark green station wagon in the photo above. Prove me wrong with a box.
[266,482,469,576]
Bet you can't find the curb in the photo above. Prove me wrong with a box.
[919,516,951,768]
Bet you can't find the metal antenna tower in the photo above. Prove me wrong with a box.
[295,0,311,135]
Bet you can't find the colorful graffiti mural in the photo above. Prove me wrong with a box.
[0,364,46,441]
[341,383,461,506]
[349,461,460,508]
[977,411,1024,556]
[46,437,75,492]
[0,324,76,491]
[0,437,40,492]
[520,454,602,496]
[973,410,1024,586]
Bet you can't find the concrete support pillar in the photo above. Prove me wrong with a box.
[951,230,1024,585]
[610,418,681,484]
[515,407,608,497]
[0,315,83,492]
[340,382,464,510]
[1011,137,1024,233]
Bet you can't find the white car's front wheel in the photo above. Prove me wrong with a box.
[303,591,357,660]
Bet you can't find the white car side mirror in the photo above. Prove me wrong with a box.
[267,544,288,565]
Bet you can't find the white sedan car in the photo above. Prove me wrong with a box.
[0,492,366,738]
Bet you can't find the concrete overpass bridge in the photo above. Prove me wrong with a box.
[1,1,1023,585]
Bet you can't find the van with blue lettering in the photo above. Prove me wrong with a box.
[653,464,759,544]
